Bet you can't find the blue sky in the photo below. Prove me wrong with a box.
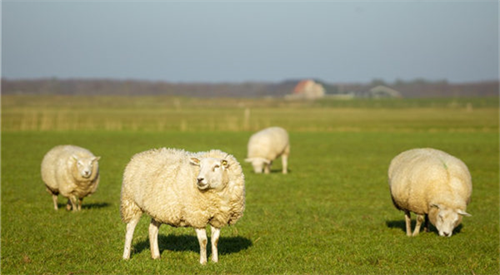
[2,1,499,83]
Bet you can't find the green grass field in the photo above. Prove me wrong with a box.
[1,95,499,274]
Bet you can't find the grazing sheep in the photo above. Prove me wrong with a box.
[388,148,472,237]
[245,127,290,174]
[120,148,245,264]
[41,145,101,211]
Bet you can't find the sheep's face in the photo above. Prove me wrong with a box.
[244,158,270,174]
[429,204,471,237]
[190,157,229,191]
[72,155,100,180]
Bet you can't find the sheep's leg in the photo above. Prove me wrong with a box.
[52,194,58,210]
[412,214,425,236]
[195,228,208,265]
[281,155,288,174]
[404,210,412,237]
[264,162,272,174]
[123,217,140,260]
[78,198,83,211]
[210,226,221,263]
[67,196,78,211]
[149,219,162,259]
[282,145,290,174]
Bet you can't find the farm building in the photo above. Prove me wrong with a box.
[368,85,402,98]
[288,79,325,99]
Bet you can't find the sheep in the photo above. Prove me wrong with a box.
[388,148,472,237]
[120,148,245,264]
[245,126,290,174]
[41,145,101,211]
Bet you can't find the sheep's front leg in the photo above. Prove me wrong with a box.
[412,214,425,236]
[424,214,429,232]
[404,210,412,237]
[210,226,221,263]
[123,217,140,259]
[149,219,162,259]
[67,196,78,211]
[52,194,58,210]
[78,198,83,211]
[264,161,272,174]
[195,228,208,264]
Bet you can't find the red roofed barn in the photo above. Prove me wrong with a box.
[292,79,325,99]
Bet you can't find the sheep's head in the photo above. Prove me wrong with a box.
[429,203,471,237]
[244,157,270,174]
[71,155,100,180]
[190,157,229,191]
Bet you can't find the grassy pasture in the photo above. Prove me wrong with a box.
[1,95,499,274]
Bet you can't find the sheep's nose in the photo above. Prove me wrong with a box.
[197,177,204,183]
[443,232,449,237]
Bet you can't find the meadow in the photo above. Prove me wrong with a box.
[1,95,499,274]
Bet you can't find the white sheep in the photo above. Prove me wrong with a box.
[245,126,290,174]
[388,148,472,237]
[120,148,245,264]
[41,145,101,211]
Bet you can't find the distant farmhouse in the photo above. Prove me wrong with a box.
[287,79,325,100]
[368,85,402,98]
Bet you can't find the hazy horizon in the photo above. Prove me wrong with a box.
[2,1,499,84]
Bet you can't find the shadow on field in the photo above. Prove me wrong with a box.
[269,169,292,174]
[385,220,463,236]
[55,202,111,210]
[133,234,252,255]
[82,202,111,209]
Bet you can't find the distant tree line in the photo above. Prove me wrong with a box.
[1,78,498,98]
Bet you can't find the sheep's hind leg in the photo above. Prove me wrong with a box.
[52,194,58,210]
[281,155,288,174]
[282,145,290,174]
[210,226,221,263]
[195,228,208,264]
[123,217,140,260]
[412,214,425,236]
[149,219,162,259]
[404,211,412,237]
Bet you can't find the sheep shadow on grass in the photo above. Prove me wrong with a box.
[269,168,292,174]
[133,234,252,256]
[56,202,110,210]
[385,219,463,236]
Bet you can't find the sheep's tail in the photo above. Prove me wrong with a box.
[120,195,143,223]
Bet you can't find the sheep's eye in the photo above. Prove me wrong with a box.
[77,161,83,166]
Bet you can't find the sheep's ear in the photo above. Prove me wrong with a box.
[221,159,229,168]
[71,154,79,161]
[244,158,253,163]
[262,158,271,165]
[93,156,101,162]
[458,210,471,217]
[190,157,200,166]
[430,203,441,209]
